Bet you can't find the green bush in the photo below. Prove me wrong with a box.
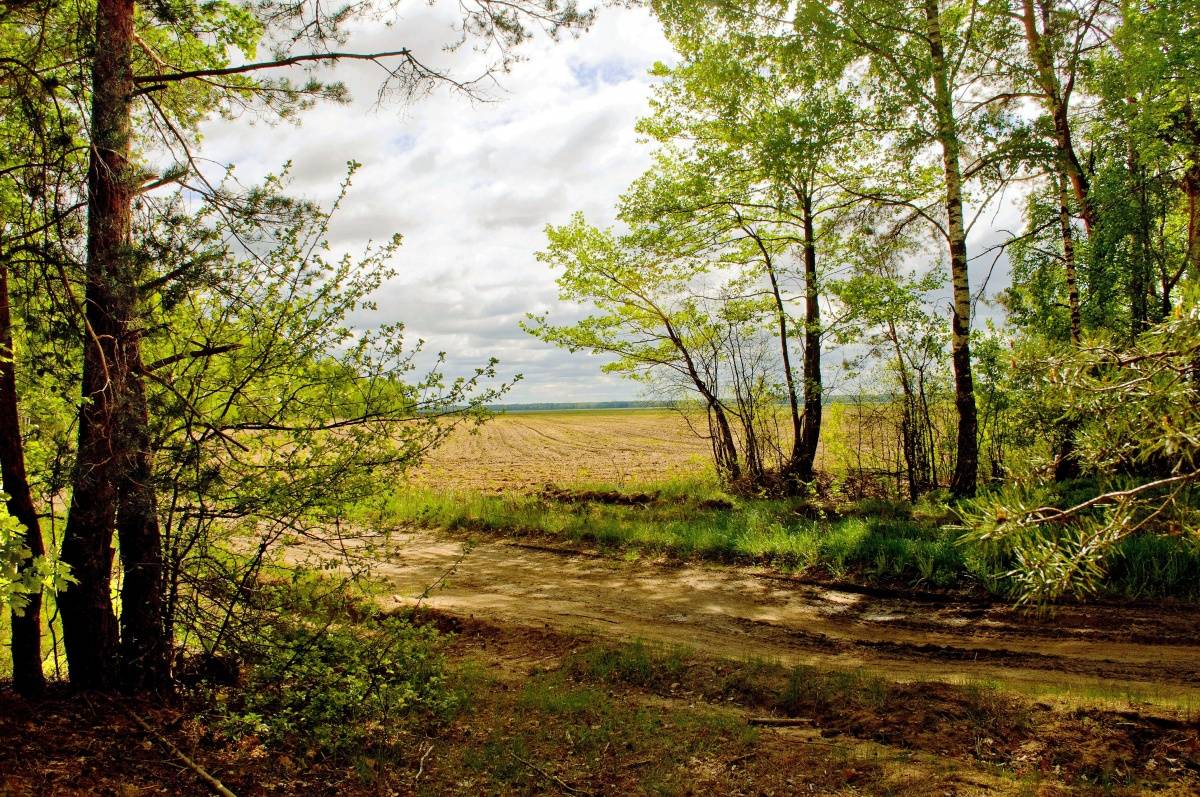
[219,613,457,762]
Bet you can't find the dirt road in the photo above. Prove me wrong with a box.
[376,530,1200,714]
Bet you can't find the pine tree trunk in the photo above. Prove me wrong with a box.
[117,370,171,691]
[0,262,46,697]
[59,0,136,690]
[924,0,978,498]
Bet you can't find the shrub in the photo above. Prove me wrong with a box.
[217,612,457,762]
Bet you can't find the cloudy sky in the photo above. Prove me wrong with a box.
[197,2,1019,404]
[197,3,677,403]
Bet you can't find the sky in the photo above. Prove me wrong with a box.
[198,3,677,404]
[197,2,1021,405]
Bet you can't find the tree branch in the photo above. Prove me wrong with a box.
[1018,469,1200,527]
[132,50,414,85]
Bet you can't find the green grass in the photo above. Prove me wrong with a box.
[1106,533,1200,600]
[377,477,1200,600]
[458,662,757,794]
[556,640,1036,749]
[565,639,691,688]
[378,480,992,589]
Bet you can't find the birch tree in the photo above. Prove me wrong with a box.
[636,36,861,484]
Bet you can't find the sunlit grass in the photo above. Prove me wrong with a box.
[945,674,1200,719]
[377,479,1200,600]
[377,482,988,588]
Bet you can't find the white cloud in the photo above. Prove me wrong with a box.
[192,2,1028,405]
[196,3,673,402]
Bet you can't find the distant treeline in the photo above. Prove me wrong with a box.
[489,401,673,412]
[489,396,880,413]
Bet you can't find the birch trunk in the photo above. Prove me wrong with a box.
[924,0,978,498]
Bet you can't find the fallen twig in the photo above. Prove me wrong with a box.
[413,742,434,785]
[126,707,238,797]
[795,738,847,748]
[748,717,813,727]
[509,751,594,796]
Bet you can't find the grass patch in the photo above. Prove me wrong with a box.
[565,639,690,688]
[457,666,757,795]
[551,640,1037,761]
[378,477,1200,600]
[380,482,981,587]
[1107,533,1200,600]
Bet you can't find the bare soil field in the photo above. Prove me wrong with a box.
[410,409,716,492]
[410,406,909,493]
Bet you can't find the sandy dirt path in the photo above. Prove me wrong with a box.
[375,530,1200,713]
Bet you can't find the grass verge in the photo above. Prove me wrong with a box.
[374,478,1200,599]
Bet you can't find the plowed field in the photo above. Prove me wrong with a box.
[410,409,715,491]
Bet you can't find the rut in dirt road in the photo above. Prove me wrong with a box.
[375,529,1200,712]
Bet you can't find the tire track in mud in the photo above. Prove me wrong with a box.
[374,530,1200,712]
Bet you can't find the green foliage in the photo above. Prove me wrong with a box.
[525,211,716,381]
[0,497,71,614]
[962,293,1200,602]
[1003,187,1084,341]
[216,610,456,762]
[130,167,512,662]
[1,0,596,690]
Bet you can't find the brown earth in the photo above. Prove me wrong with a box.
[431,615,1200,794]
[5,613,1197,796]
[410,410,717,492]
[411,406,917,494]
[377,529,1200,715]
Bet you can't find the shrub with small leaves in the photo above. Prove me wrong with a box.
[218,612,457,763]
[0,495,72,613]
